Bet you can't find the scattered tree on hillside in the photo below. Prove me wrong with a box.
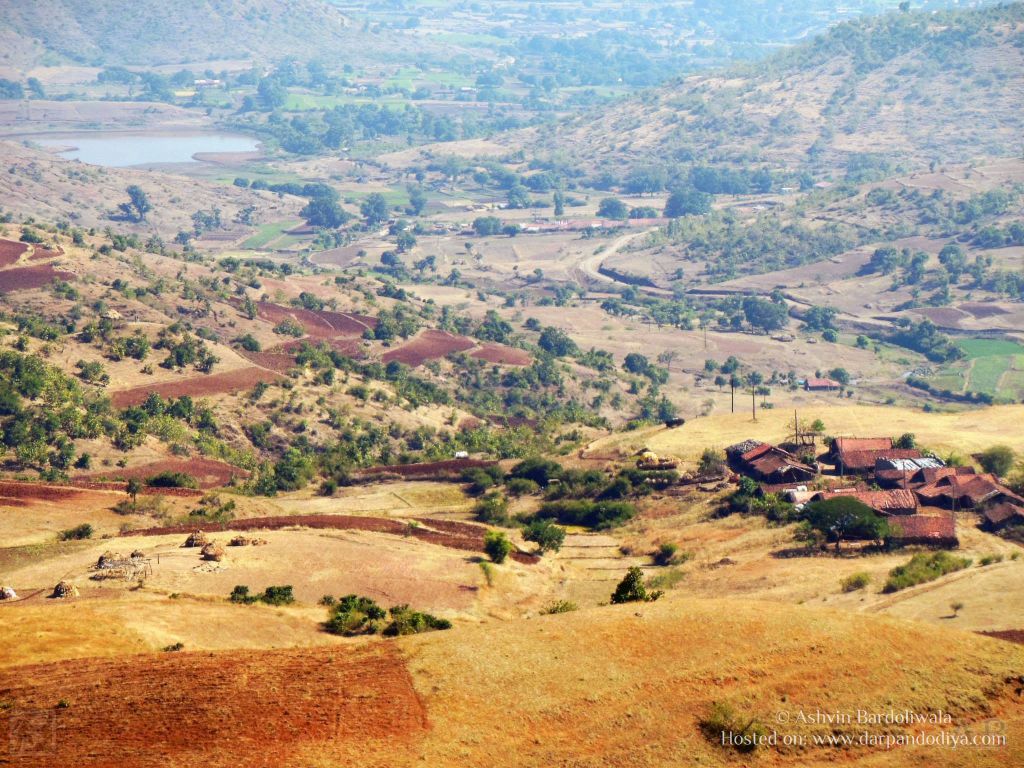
[610,566,663,604]
[119,185,152,223]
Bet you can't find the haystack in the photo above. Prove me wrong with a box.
[184,530,208,548]
[52,581,79,599]
[130,550,145,560]
[0,586,17,600]
[229,535,251,547]
[201,542,225,562]
[96,551,124,568]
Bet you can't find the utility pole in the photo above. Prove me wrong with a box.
[751,387,757,421]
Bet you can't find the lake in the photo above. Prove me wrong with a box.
[35,132,260,167]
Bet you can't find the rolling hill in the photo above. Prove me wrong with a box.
[523,3,1024,177]
[0,0,355,67]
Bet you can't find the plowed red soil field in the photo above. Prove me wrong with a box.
[0,239,28,267]
[111,367,283,407]
[0,644,427,768]
[382,330,475,367]
[28,245,62,261]
[359,459,497,478]
[0,481,83,502]
[82,458,249,489]
[121,514,538,564]
[469,344,531,366]
[255,301,376,339]
[0,264,74,293]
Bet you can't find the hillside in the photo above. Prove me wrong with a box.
[0,0,354,67]
[523,3,1024,176]
[2,597,1022,767]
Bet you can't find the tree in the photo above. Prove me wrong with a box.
[472,216,502,236]
[553,190,565,217]
[119,185,151,222]
[522,520,565,554]
[257,77,287,110]
[537,327,577,357]
[301,198,350,229]
[407,186,427,215]
[0,79,25,99]
[827,367,850,386]
[802,497,890,552]
[938,243,967,283]
[664,189,711,218]
[484,531,513,563]
[610,566,662,604]
[360,193,390,226]
[126,479,142,509]
[623,353,650,375]
[894,433,917,449]
[978,445,1015,477]
[741,296,788,332]
[597,197,629,220]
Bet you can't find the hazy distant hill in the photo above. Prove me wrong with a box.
[0,0,355,66]
[525,3,1024,177]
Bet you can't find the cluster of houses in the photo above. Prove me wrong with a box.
[726,435,1024,549]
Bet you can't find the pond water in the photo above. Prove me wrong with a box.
[35,132,260,167]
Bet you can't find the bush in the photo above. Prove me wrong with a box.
[610,566,663,604]
[229,585,257,604]
[699,701,768,753]
[59,523,93,541]
[162,642,185,652]
[260,585,294,606]
[522,519,566,554]
[540,600,578,615]
[382,605,452,636]
[146,471,199,489]
[484,530,513,563]
[840,572,871,592]
[653,542,688,566]
[505,477,539,496]
[475,491,510,525]
[535,500,636,529]
[883,552,972,593]
[979,553,1004,566]
[508,457,563,486]
[978,445,1016,477]
[323,595,451,637]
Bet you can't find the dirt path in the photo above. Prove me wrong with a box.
[569,227,662,290]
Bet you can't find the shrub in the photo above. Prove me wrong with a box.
[646,568,685,590]
[883,552,972,593]
[698,447,726,476]
[522,519,566,554]
[978,445,1016,477]
[979,554,1004,566]
[59,523,93,541]
[505,477,539,496]
[229,585,256,604]
[699,701,767,753]
[653,542,688,566]
[610,566,663,604]
[475,491,510,525]
[534,500,636,529]
[840,572,871,592]
[146,471,199,489]
[162,642,185,652]
[479,561,494,586]
[260,585,294,606]
[323,594,388,636]
[484,530,513,564]
[382,605,452,636]
[540,600,578,615]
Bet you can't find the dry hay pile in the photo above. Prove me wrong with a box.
[201,542,225,562]
[184,530,208,548]
[130,550,145,560]
[0,585,17,600]
[51,581,79,599]
[228,535,268,547]
[96,551,124,569]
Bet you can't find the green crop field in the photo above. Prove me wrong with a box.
[957,338,1024,359]
[242,219,304,250]
[967,355,1012,395]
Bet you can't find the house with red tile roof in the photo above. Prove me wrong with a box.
[804,377,841,391]
[886,514,959,548]
[835,448,924,475]
[913,472,1024,510]
[726,440,817,483]
[814,488,918,516]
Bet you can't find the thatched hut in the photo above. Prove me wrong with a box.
[184,530,208,548]
[0,586,17,600]
[201,542,225,562]
[52,581,79,599]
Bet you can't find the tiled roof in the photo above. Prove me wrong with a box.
[818,489,918,513]
[833,437,893,454]
[840,448,923,470]
[982,502,1024,527]
[888,514,957,542]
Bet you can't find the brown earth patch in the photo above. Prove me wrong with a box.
[960,302,1011,319]
[382,330,475,367]
[254,301,376,339]
[28,245,62,261]
[0,481,83,502]
[0,644,427,768]
[121,513,538,564]
[0,264,74,293]
[82,458,249,489]
[980,629,1024,645]
[470,344,532,366]
[0,239,28,267]
[359,459,497,479]
[110,367,283,407]
[911,306,969,327]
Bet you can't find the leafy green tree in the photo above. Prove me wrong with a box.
[597,197,629,220]
[360,193,390,226]
[537,327,577,357]
[802,497,890,552]
[978,445,1016,477]
[522,519,565,554]
[742,296,788,332]
[473,216,502,236]
[119,185,152,222]
[664,189,711,217]
[301,198,350,228]
[553,190,565,217]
